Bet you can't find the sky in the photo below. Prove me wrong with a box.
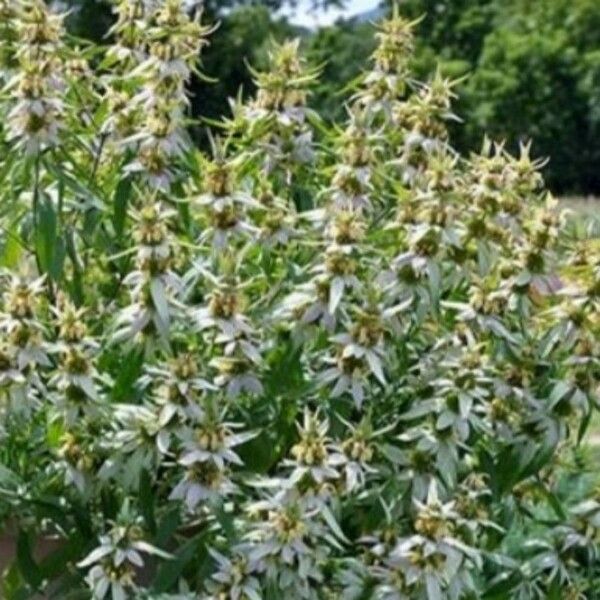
[280,0,381,28]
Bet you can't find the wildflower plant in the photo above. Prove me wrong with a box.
[0,2,599,599]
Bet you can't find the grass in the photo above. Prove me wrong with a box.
[561,196,600,217]
[561,196,600,237]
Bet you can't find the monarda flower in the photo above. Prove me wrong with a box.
[379,482,481,599]
[244,494,332,597]
[106,0,150,67]
[252,181,298,247]
[113,201,180,343]
[244,39,319,179]
[339,415,392,492]
[193,148,259,250]
[204,547,262,600]
[353,10,420,118]
[141,351,215,426]
[0,275,48,407]
[328,109,379,212]
[103,403,168,487]
[78,508,171,599]
[56,428,98,492]
[0,273,50,371]
[6,0,66,153]
[169,403,254,509]
[123,1,212,189]
[284,409,346,487]
[48,299,102,423]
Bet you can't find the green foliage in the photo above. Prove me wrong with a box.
[59,0,600,193]
[63,0,344,41]
[377,0,600,193]
[306,21,376,121]
[190,6,297,127]
[458,0,600,194]
[391,0,496,64]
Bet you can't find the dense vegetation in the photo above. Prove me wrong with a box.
[312,0,600,194]
[0,1,599,599]
[59,0,600,195]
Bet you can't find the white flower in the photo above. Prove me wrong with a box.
[176,416,255,471]
[339,416,392,492]
[0,274,51,370]
[278,279,337,332]
[112,201,181,342]
[380,482,481,598]
[318,352,369,408]
[169,409,254,509]
[310,246,362,314]
[7,97,63,153]
[192,296,254,340]
[244,493,331,594]
[142,353,215,426]
[0,345,25,388]
[169,462,237,510]
[78,523,171,599]
[284,409,346,487]
[211,356,264,397]
[101,404,169,488]
[205,547,263,599]
[199,205,259,250]
[330,164,372,212]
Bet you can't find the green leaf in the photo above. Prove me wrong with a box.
[0,464,21,488]
[151,532,207,593]
[549,381,572,407]
[535,481,567,521]
[139,469,157,534]
[483,571,520,598]
[154,507,181,548]
[150,278,170,327]
[38,536,85,582]
[0,564,28,600]
[46,419,64,449]
[16,530,43,590]
[113,177,132,238]
[238,430,277,473]
[44,158,103,208]
[108,349,144,402]
[320,503,348,543]
[211,499,236,541]
[547,578,562,600]
[0,227,23,268]
[35,196,65,281]
[576,409,592,445]
[65,228,84,305]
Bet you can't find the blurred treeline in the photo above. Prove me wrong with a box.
[64,0,600,195]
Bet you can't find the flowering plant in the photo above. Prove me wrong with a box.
[0,2,599,599]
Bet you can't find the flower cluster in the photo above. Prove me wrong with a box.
[0,273,49,411]
[5,0,66,153]
[0,4,599,600]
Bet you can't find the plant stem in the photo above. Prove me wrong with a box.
[90,132,108,186]
[32,153,55,301]
[32,152,42,275]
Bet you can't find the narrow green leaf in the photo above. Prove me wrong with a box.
[113,177,132,238]
[139,469,157,534]
[16,530,43,590]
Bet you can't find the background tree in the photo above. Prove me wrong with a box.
[385,0,600,194]
[62,0,600,194]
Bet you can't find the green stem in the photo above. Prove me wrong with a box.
[32,152,42,275]
[90,132,108,186]
[32,153,55,301]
